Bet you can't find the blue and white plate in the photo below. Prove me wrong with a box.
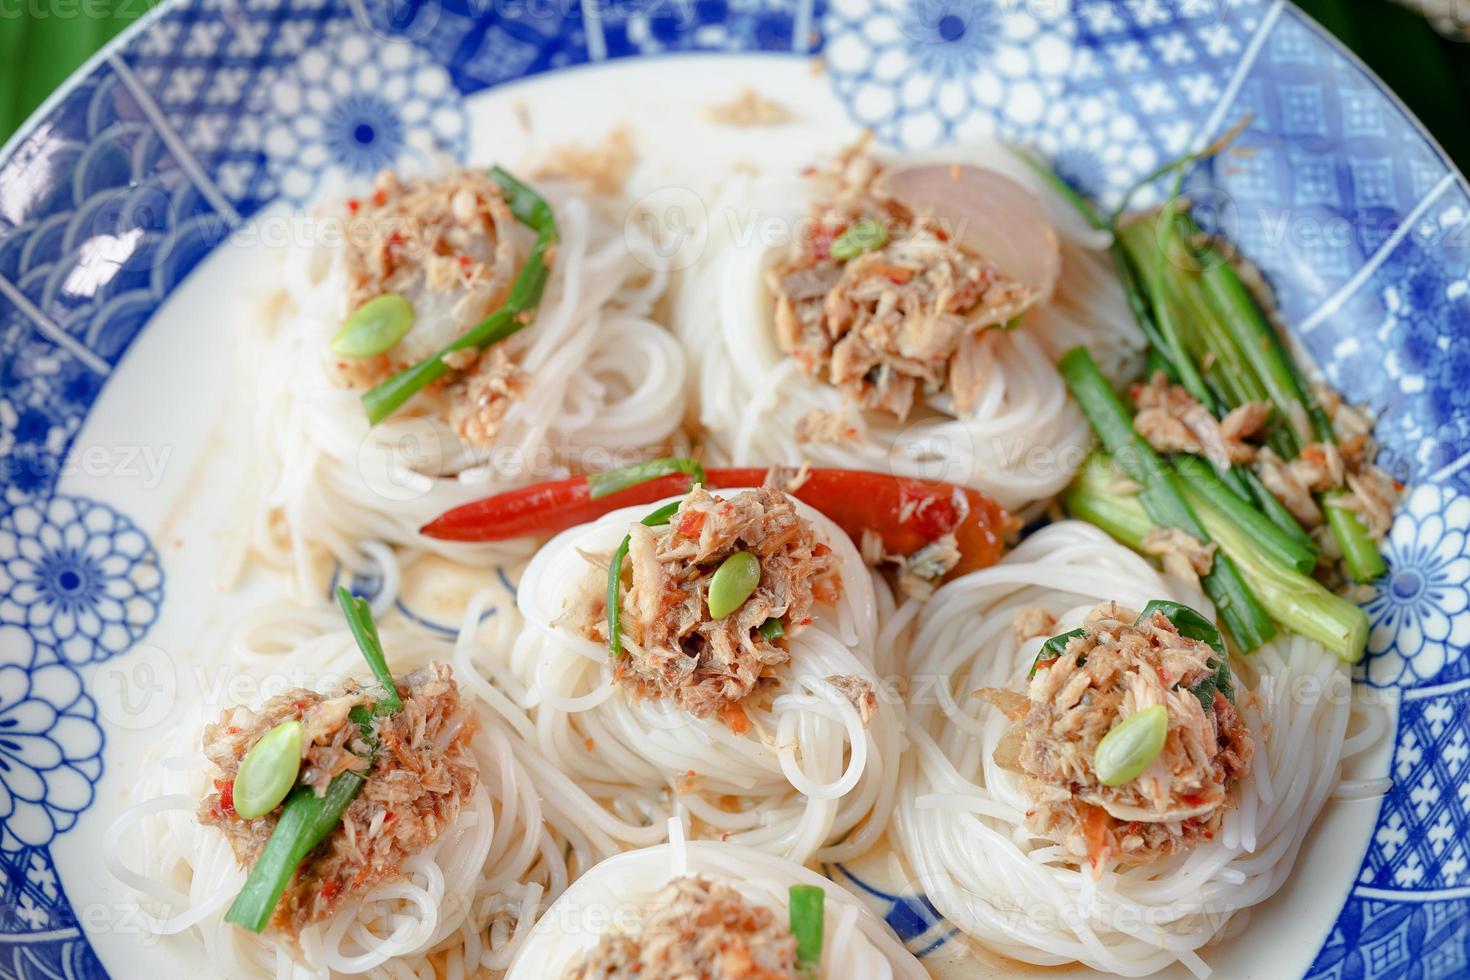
[0,1,1466,977]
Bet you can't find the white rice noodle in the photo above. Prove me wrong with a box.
[505,841,927,979]
[236,182,689,598]
[509,489,903,866]
[105,600,614,979]
[671,142,1142,514]
[893,520,1382,978]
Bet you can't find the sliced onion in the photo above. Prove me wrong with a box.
[874,163,1061,301]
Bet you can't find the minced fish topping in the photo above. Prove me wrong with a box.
[331,169,540,447]
[767,143,1039,419]
[581,486,843,730]
[199,663,478,936]
[562,875,799,980]
[982,603,1254,871]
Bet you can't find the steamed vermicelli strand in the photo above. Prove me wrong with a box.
[505,841,927,979]
[509,488,902,864]
[105,609,587,978]
[893,521,1382,977]
[672,141,1141,513]
[236,168,688,598]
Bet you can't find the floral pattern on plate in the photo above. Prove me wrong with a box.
[0,497,162,667]
[261,29,467,204]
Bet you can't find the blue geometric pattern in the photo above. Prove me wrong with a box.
[1309,898,1470,980]
[355,0,593,98]
[601,0,824,58]
[0,63,224,372]
[1,2,1468,978]
[254,29,468,205]
[0,847,106,980]
[1190,8,1453,331]
[1042,0,1278,203]
[113,0,357,217]
[1288,180,1470,483]
[1356,692,1470,893]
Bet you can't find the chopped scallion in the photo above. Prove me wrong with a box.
[331,293,414,358]
[830,219,887,261]
[788,884,825,972]
[587,458,707,499]
[607,500,684,658]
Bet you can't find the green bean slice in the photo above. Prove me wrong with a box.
[1093,705,1168,787]
[830,219,887,261]
[331,294,413,358]
[233,720,304,820]
[708,551,761,620]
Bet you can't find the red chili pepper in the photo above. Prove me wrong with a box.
[420,467,1016,578]
[675,510,705,538]
[215,778,235,817]
[1081,803,1111,869]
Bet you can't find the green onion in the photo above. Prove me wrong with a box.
[1324,493,1387,581]
[830,219,887,261]
[1172,456,1317,575]
[1187,481,1368,662]
[1192,234,1386,583]
[1030,628,1085,677]
[607,500,684,658]
[231,720,303,820]
[788,884,825,972]
[335,587,401,713]
[1093,704,1168,787]
[1063,455,1155,550]
[331,293,414,358]
[586,458,707,500]
[1116,216,1220,431]
[759,617,785,641]
[707,551,761,620]
[1196,244,1318,448]
[224,590,406,933]
[1057,346,1275,651]
[361,167,558,426]
[1115,212,1315,533]
[1068,452,1369,662]
[223,766,369,932]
